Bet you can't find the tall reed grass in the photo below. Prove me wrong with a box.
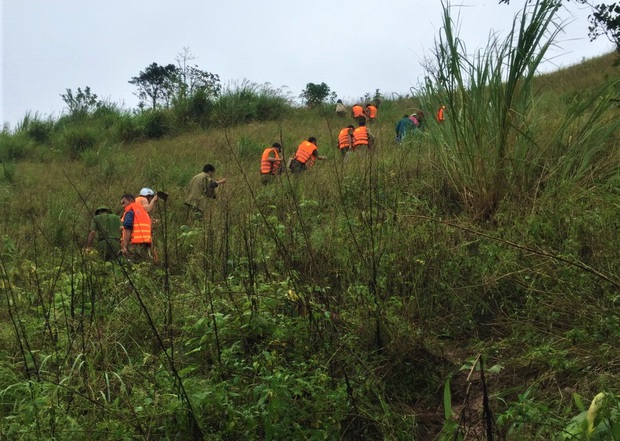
[421,0,620,220]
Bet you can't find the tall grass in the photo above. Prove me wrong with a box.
[213,80,291,127]
[422,0,620,220]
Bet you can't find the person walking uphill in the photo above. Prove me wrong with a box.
[395,114,415,142]
[365,103,378,123]
[335,99,347,117]
[135,188,158,213]
[289,137,326,173]
[184,164,226,218]
[353,119,375,150]
[120,194,152,261]
[261,142,283,184]
[436,105,446,124]
[351,104,366,124]
[337,125,355,157]
[85,205,121,260]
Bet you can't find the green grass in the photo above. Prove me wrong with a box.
[0,2,619,440]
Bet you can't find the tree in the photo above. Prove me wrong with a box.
[300,82,332,107]
[60,86,101,117]
[499,0,620,53]
[174,47,221,101]
[129,63,179,110]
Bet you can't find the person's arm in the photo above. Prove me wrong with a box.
[367,129,376,149]
[143,195,158,213]
[86,230,96,247]
[120,210,134,255]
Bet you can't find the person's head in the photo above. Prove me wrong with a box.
[442,105,446,109]
[272,142,282,151]
[347,125,354,130]
[203,164,215,174]
[337,99,342,104]
[139,187,155,200]
[120,194,135,208]
[94,205,112,216]
[358,118,366,126]
[308,137,317,145]
[403,114,409,118]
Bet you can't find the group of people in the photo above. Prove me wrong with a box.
[87,101,447,261]
[260,116,377,182]
[335,100,379,125]
[86,165,227,262]
[395,105,446,142]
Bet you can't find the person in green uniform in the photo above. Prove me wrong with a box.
[184,164,226,219]
[85,205,122,260]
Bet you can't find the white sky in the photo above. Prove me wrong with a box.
[1,0,614,129]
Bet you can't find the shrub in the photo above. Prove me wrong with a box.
[0,162,16,183]
[139,110,174,139]
[112,113,144,144]
[213,80,290,127]
[173,88,215,128]
[0,132,31,161]
[59,126,99,159]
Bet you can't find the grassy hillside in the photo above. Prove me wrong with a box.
[1,10,619,441]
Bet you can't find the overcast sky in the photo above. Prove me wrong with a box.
[1,0,614,129]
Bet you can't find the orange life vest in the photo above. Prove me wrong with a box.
[294,141,317,169]
[437,107,445,122]
[352,105,365,118]
[366,105,377,118]
[261,147,281,174]
[121,202,152,245]
[338,128,353,150]
[353,127,369,147]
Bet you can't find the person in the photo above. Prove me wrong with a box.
[85,205,121,260]
[416,110,426,131]
[120,194,152,261]
[135,188,158,213]
[351,103,365,124]
[184,164,226,217]
[436,105,446,124]
[335,99,347,117]
[396,115,415,142]
[261,142,283,184]
[353,118,375,150]
[337,125,355,157]
[365,103,378,123]
[289,137,326,173]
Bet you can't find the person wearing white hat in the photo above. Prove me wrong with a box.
[136,187,158,213]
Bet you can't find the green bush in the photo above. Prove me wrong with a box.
[0,132,31,161]
[59,126,99,159]
[213,80,290,127]
[112,113,143,144]
[139,110,174,139]
[0,161,16,183]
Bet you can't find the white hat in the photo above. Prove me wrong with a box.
[139,187,155,196]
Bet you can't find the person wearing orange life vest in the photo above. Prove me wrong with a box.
[260,142,283,184]
[289,137,326,173]
[120,194,153,261]
[436,105,446,124]
[351,104,365,124]
[353,118,376,150]
[337,125,355,158]
[365,103,378,123]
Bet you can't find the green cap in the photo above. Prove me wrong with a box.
[95,205,112,215]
